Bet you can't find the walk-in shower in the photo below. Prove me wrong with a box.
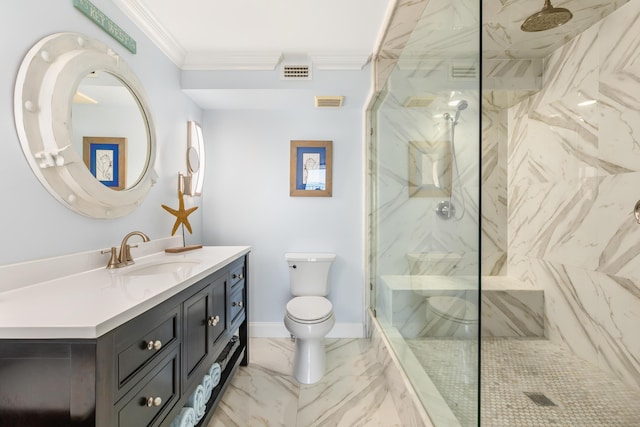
[369,1,640,426]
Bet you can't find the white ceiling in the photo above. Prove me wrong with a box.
[112,0,631,109]
[114,0,393,70]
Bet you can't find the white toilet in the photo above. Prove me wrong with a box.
[283,252,336,384]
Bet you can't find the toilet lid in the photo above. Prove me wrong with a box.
[428,296,478,323]
[286,296,333,323]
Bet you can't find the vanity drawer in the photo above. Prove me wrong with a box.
[229,259,245,289]
[117,350,179,427]
[116,305,179,390]
[229,284,245,328]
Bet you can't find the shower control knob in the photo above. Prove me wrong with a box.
[435,200,456,220]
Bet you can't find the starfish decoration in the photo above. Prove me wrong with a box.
[161,189,198,236]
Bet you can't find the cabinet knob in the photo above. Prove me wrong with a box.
[232,301,244,308]
[145,396,162,407]
[208,315,220,326]
[232,273,244,280]
[146,340,162,351]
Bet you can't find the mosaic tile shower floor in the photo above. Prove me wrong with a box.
[408,337,640,426]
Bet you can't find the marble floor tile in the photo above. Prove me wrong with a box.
[298,374,399,427]
[208,338,403,427]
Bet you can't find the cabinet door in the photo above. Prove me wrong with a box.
[210,274,227,345]
[183,287,210,382]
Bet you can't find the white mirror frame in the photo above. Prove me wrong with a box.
[14,32,157,218]
[185,120,205,196]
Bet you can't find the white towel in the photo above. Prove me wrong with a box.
[186,384,206,422]
[209,362,222,388]
[169,407,197,427]
[202,373,213,402]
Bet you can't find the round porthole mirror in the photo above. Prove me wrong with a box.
[14,32,157,218]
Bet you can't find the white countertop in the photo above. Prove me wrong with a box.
[0,246,250,339]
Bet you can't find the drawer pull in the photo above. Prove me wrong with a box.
[232,301,244,308]
[232,273,244,280]
[145,396,162,407]
[208,315,220,326]
[146,340,162,351]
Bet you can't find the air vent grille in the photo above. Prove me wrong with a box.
[282,64,311,80]
[315,96,344,108]
[450,64,478,80]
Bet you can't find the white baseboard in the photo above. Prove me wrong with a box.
[249,322,364,338]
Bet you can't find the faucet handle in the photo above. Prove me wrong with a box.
[120,244,139,265]
[101,247,119,269]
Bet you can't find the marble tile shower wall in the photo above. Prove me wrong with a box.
[372,0,481,278]
[507,1,640,389]
[375,85,480,276]
[481,103,508,276]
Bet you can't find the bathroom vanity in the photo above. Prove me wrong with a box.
[0,245,250,427]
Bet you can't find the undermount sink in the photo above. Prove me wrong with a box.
[121,260,201,276]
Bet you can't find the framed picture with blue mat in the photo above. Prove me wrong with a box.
[290,140,332,197]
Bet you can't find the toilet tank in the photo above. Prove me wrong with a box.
[285,253,336,296]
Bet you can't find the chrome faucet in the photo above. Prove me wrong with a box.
[102,231,150,269]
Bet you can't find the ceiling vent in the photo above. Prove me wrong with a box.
[450,64,478,80]
[282,64,312,80]
[315,96,344,108]
[403,96,435,108]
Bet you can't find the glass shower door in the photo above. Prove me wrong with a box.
[368,1,480,425]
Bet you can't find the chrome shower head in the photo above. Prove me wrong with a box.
[521,0,573,32]
[453,100,468,123]
[443,100,468,124]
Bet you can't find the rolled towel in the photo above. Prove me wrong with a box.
[169,407,197,427]
[202,373,213,402]
[186,384,206,422]
[208,362,222,388]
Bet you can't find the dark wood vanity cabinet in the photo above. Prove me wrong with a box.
[0,255,249,427]
[182,270,227,391]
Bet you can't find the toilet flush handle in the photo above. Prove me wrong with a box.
[290,265,297,269]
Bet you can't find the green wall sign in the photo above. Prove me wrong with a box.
[73,0,136,54]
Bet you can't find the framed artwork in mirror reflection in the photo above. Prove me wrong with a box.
[83,136,127,190]
[290,140,332,197]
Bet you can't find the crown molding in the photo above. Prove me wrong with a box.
[309,53,372,70]
[183,52,284,70]
[112,0,186,67]
[113,1,372,71]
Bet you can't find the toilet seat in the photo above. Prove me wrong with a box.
[428,296,478,324]
[286,296,333,324]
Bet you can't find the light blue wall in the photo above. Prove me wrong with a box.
[0,0,203,265]
[1,1,369,334]
[202,105,366,335]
